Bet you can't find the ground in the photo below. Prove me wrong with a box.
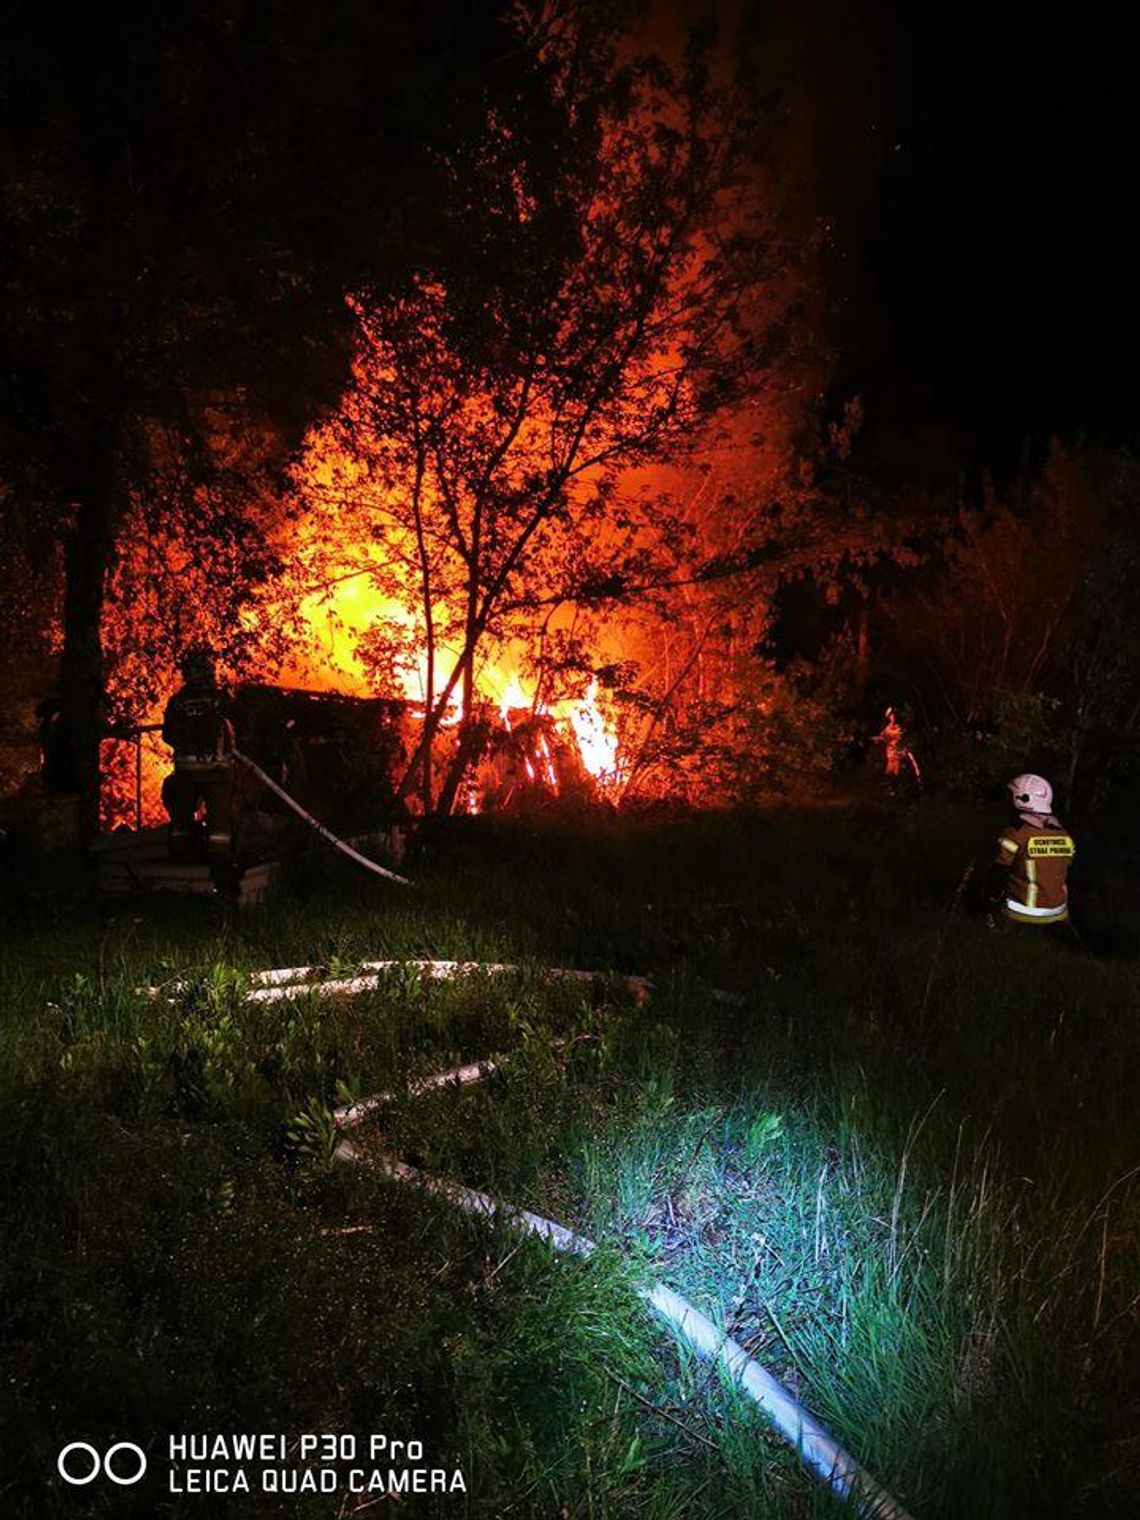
[1,804,1138,1518]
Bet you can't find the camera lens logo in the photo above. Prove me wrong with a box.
[57,1442,147,1486]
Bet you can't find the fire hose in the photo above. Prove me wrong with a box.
[139,959,914,1512]
[336,1124,914,1519]
[231,749,411,886]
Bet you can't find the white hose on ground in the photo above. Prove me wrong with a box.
[336,1144,915,1520]
[142,960,652,1003]
[333,1058,496,1130]
[245,960,647,988]
[334,1037,599,1130]
[242,960,652,1004]
[149,962,758,1008]
[231,748,411,886]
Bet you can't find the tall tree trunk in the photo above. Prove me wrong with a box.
[437,634,482,817]
[854,592,870,698]
[459,616,477,727]
[60,481,118,840]
[395,562,482,815]
[421,630,435,815]
[435,716,485,817]
[409,455,435,815]
[460,510,481,729]
[444,531,482,816]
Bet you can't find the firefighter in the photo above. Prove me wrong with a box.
[873,705,921,789]
[161,645,237,892]
[989,773,1075,928]
[875,706,905,778]
[34,696,79,795]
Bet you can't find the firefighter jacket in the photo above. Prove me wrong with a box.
[162,683,235,769]
[995,819,1075,925]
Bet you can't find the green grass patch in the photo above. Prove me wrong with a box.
[1,807,1138,1516]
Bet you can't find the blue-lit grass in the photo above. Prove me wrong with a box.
[1,806,1138,1516]
[334,994,1139,1518]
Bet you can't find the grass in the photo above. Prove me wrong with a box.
[1,803,1138,1516]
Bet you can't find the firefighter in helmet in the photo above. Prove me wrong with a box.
[161,645,237,891]
[990,773,1075,927]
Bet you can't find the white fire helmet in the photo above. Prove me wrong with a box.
[1008,773,1053,814]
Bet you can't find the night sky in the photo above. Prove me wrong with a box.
[784,1,1138,468]
[6,0,1135,476]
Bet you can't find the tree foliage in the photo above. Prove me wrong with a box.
[289,9,823,811]
[877,443,1140,808]
[0,0,545,828]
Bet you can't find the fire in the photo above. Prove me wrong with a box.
[496,673,533,722]
[281,586,623,796]
[98,382,631,828]
[563,680,620,787]
[262,505,624,802]
[287,574,391,696]
[493,669,620,795]
[100,567,624,831]
[100,727,169,833]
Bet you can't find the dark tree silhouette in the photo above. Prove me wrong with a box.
[0,0,546,832]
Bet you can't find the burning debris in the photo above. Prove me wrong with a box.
[98,671,622,839]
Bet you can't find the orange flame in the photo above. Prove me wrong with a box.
[563,680,620,788]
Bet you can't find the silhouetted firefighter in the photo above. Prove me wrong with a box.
[35,696,79,795]
[161,645,238,895]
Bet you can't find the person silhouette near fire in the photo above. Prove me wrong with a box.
[35,696,79,795]
[161,644,238,894]
[872,705,921,791]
